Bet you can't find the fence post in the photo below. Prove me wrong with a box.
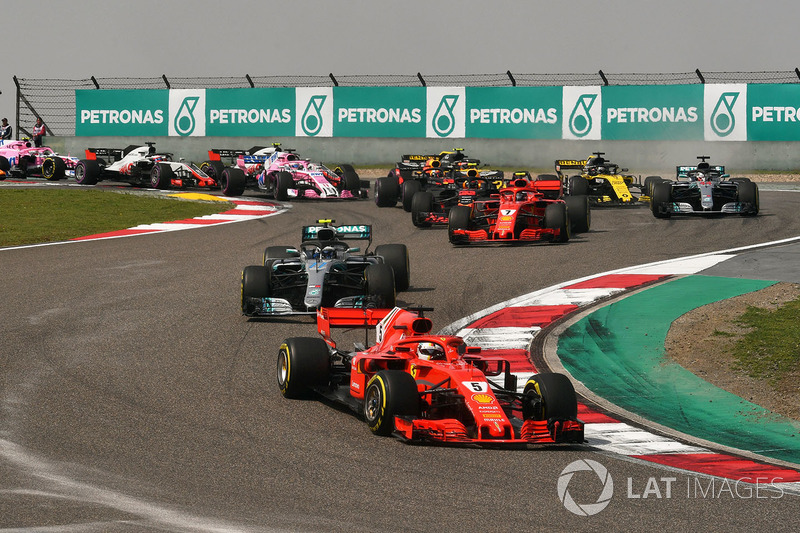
[599,70,609,86]
[91,76,99,89]
[507,70,516,87]
[417,72,426,87]
[695,69,705,84]
[13,75,20,139]
[162,75,171,89]
[795,68,800,81]
[246,74,254,88]
[329,73,339,87]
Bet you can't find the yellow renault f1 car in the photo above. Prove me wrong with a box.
[555,152,652,206]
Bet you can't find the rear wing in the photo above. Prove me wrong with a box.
[207,146,269,161]
[316,307,394,339]
[301,223,372,243]
[554,159,587,175]
[677,165,724,178]
[85,147,126,161]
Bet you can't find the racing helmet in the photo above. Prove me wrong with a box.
[321,246,336,259]
[695,171,705,181]
[417,342,444,361]
[516,191,528,202]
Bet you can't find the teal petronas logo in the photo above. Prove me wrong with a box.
[174,96,199,136]
[710,92,739,137]
[302,95,327,136]
[432,94,459,137]
[569,94,597,137]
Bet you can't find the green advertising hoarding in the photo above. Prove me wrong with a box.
[332,87,425,137]
[602,85,703,140]
[747,84,800,141]
[465,87,561,139]
[206,88,295,136]
[76,89,168,136]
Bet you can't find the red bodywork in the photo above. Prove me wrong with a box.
[449,178,569,244]
[316,307,584,445]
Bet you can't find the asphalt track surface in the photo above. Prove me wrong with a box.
[2,184,800,531]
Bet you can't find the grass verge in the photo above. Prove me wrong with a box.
[0,189,232,247]
[732,300,800,384]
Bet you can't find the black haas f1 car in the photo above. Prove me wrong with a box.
[650,156,759,218]
[278,306,585,446]
[241,220,410,317]
[556,152,649,206]
[448,174,590,245]
[203,143,367,200]
[374,148,504,213]
[75,142,222,191]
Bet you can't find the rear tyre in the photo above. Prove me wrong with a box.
[545,202,570,243]
[651,181,672,219]
[277,337,330,399]
[643,176,663,197]
[42,157,66,180]
[522,373,578,421]
[564,195,590,234]
[568,176,589,196]
[220,167,246,196]
[0,155,9,172]
[374,244,410,292]
[74,159,100,185]
[276,171,293,201]
[241,265,270,315]
[200,160,225,183]
[448,205,472,244]
[365,263,396,308]
[536,174,560,181]
[736,181,759,216]
[401,180,421,212]
[363,370,420,436]
[374,176,400,207]
[150,163,174,189]
[411,191,434,228]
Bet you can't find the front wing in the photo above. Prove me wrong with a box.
[394,416,584,445]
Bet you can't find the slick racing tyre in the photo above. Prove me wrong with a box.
[74,159,100,185]
[651,181,672,219]
[275,171,293,201]
[0,155,10,173]
[374,176,400,207]
[241,265,271,315]
[568,176,590,196]
[401,180,421,212]
[200,160,225,182]
[363,370,420,436]
[448,205,471,244]
[522,373,578,421]
[220,167,246,196]
[365,263,396,308]
[736,180,759,216]
[277,337,330,399]
[411,191,434,228]
[545,202,570,243]
[336,163,361,194]
[374,243,410,292]
[643,176,664,198]
[564,194,591,234]
[42,157,66,180]
[150,163,174,189]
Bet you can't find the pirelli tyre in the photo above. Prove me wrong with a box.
[643,176,664,198]
[564,194,590,234]
[401,180,421,212]
[365,263,396,308]
[74,159,101,185]
[42,157,67,180]
[544,202,570,243]
[220,167,246,197]
[150,163,174,189]
[411,191,434,228]
[736,180,760,216]
[522,373,578,421]
[374,176,400,207]
[241,265,271,315]
[651,181,673,219]
[448,205,472,244]
[374,243,410,292]
[0,155,10,173]
[568,175,590,196]
[199,160,225,183]
[277,337,330,399]
[275,171,293,201]
[363,370,420,436]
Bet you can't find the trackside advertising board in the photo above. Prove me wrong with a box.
[74,84,800,140]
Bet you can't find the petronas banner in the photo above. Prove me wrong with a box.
[74,84,800,141]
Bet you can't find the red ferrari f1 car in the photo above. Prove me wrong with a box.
[447,175,590,245]
[278,306,584,446]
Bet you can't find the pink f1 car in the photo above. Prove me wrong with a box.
[0,140,80,180]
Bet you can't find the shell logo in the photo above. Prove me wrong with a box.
[472,394,494,404]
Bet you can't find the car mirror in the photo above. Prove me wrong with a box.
[347,247,360,253]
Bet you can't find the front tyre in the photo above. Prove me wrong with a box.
[545,202,570,243]
[651,181,672,219]
[522,373,578,421]
[150,163,174,189]
[448,205,472,244]
[241,265,271,315]
[74,159,100,185]
[564,194,590,234]
[277,337,330,399]
[276,171,293,201]
[411,191,434,228]
[365,263,396,308]
[736,181,759,216]
[363,370,420,436]
[374,176,400,207]
[220,167,246,196]
[374,244,410,292]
